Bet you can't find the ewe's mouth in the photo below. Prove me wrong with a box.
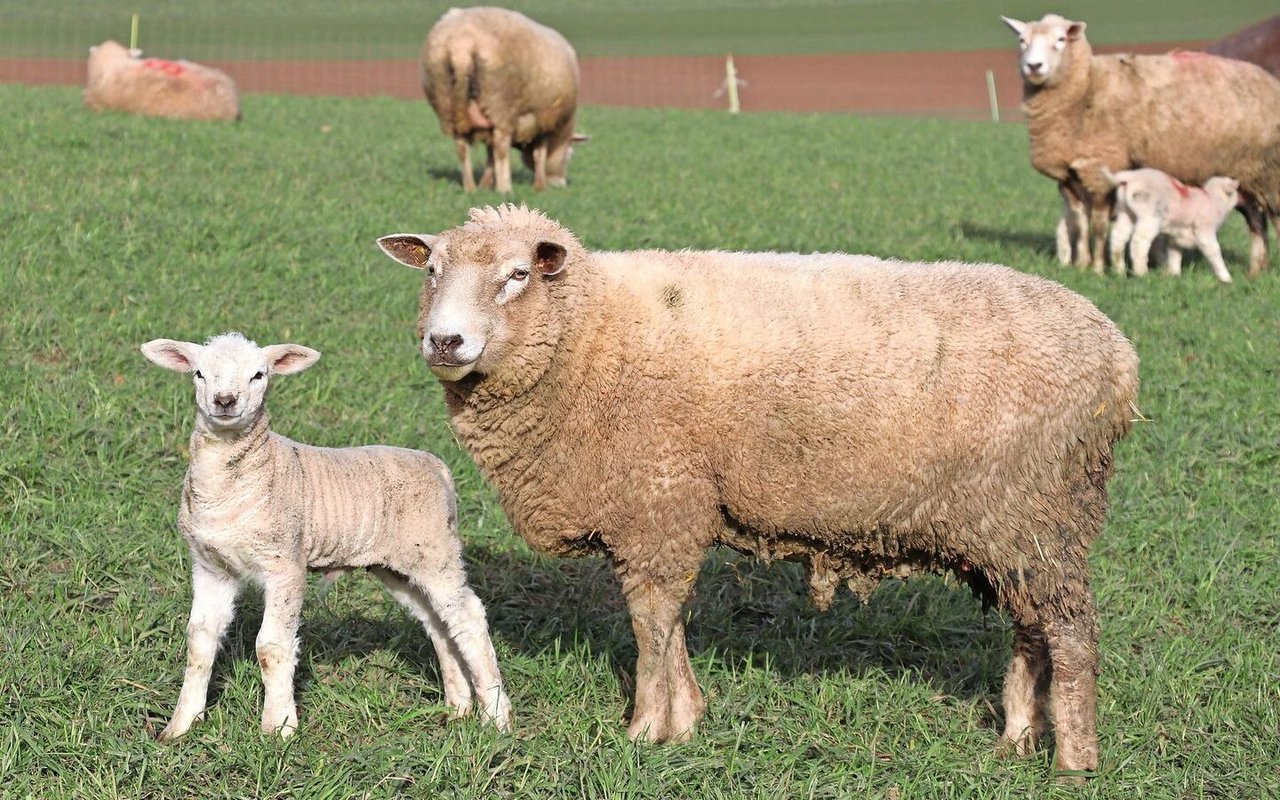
[429,360,477,382]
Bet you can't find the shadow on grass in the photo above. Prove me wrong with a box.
[959,221,1056,258]
[203,542,1010,730]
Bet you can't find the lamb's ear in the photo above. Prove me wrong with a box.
[1000,16,1027,36]
[262,344,321,375]
[534,240,568,276]
[1066,21,1085,40]
[141,339,201,372]
[377,233,437,270]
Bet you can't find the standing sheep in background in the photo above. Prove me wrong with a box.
[142,332,511,741]
[1001,14,1280,277]
[84,40,240,122]
[377,205,1140,779]
[421,6,586,194]
[1104,167,1240,283]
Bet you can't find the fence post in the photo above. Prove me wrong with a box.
[986,69,999,122]
[130,13,139,51]
[726,55,740,114]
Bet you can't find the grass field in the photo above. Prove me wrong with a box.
[1,80,1279,799]
[2,0,1276,60]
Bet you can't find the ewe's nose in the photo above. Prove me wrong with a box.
[1025,61,1043,74]
[213,392,237,412]
[429,332,464,358]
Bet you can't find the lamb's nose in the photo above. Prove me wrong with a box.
[430,333,464,355]
[213,392,236,410]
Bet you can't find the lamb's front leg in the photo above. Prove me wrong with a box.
[256,566,307,737]
[160,560,239,742]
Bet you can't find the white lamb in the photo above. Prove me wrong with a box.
[141,332,511,740]
[1104,167,1240,283]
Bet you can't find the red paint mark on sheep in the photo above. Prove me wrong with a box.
[1168,176,1192,199]
[143,58,186,76]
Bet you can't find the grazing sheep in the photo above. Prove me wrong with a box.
[1103,167,1240,283]
[377,205,1140,778]
[1001,14,1280,277]
[84,40,240,122]
[1207,14,1280,80]
[420,6,585,193]
[141,332,511,741]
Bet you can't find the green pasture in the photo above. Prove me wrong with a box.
[1,0,1275,60]
[1,82,1278,798]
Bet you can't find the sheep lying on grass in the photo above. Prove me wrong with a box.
[141,332,511,741]
[378,205,1140,779]
[84,40,240,122]
[1002,14,1280,276]
[421,7,586,193]
[1103,167,1240,283]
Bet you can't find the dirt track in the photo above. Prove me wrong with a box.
[2,41,1198,118]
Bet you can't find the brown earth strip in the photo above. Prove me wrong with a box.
[1,41,1201,118]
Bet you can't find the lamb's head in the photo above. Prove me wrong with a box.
[87,40,135,74]
[1204,176,1240,210]
[1001,14,1087,87]
[377,204,583,384]
[141,332,320,433]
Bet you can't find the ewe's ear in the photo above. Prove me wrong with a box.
[1000,16,1027,36]
[377,233,437,270]
[141,339,201,372]
[534,240,568,276]
[571,132,591,143]
[1066,21,1085,40]
[263,344,321,375]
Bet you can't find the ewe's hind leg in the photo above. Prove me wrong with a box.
[368,566,475,717]
[1046,602,1101,781]
[491,129,514,194]
[530,142,548,191]
[479,144,496,189]
[1001,623,1051,755]
[454,137,476,192]
[402,566,511,730]
[256,567,307,738]
[160,561,239,742]
[1239,199,1269,277]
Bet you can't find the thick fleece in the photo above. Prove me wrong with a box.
[421,6,581,193]
[1004,14,1280,276]
[84,40,240,122]
[378,206,1139,777]
[142,332,510,742]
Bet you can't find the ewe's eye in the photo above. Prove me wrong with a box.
[194,370,204,380]
[251,371,265,382]
[510,268,530,282]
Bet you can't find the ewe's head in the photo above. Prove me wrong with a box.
[141,332,320,433]
[377,205,583,384]
[1001,14,1087,87]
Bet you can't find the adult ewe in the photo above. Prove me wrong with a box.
[143,332,510,740]
[84,40,240,122]
[421,6,585,193]
[377,205,1139,778]
[1002,14,1280,276]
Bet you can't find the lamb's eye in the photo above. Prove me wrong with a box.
[251,371,265,381]
[194,370,204,380]
[510,268,530,282]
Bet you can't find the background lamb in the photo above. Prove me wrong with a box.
[84,40,240,122]
[420,6,585,194]
[1002,14,1280,276]
[141,332,511,741]
[377,205,1140,778]
[1103,167,1240,283]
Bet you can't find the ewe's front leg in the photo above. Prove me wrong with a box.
[1238,198,1270,278]
[1088,201,1111,273]
[620,558,706,743]
[454,137,476,192]
[529,142,548,191]
[491,129,514,194]
[1057,184,1089,267]
[160,561,239,742]
[256,567,307,738]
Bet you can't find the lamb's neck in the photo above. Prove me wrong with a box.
[188,411,276,487]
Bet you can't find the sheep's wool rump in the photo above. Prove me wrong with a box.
[429,206,1139,624]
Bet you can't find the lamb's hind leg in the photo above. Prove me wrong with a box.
[397,563,511,730]
[369,566,476,718]
[160,561,240,741]
[1001,621,1052,755]
[1046,599,1101,782]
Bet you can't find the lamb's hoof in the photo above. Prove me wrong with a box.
[262,712,298,739]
